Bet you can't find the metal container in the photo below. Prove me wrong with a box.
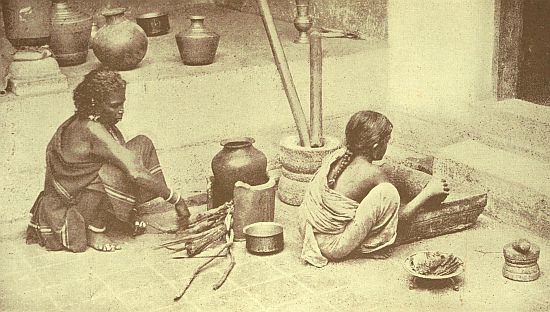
[175,15,220,66]
[136,12,170,37]
[211,137,268,208]
[243,222,284,255]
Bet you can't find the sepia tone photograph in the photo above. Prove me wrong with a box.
[0,0,548,311]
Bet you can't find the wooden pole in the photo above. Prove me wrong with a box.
[256,0,311,147]
[309,31,323,147]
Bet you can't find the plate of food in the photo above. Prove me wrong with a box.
[404,251,464,279]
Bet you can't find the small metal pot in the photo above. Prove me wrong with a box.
[243,222,284,255]
[136,12,170,37]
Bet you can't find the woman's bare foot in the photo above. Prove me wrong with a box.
[132,220,147,236]
[87,229,121,252]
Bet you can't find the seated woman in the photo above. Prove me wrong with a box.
[300,110,450,267]
[26,69,190,253]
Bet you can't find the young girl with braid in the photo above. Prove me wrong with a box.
[299,110,450,267]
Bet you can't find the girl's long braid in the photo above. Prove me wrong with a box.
[327,110,393,189]
[327,149,354,189]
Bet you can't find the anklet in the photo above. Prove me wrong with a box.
[88,225,106,233]
[168,192,181,205]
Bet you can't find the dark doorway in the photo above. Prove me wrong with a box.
[517,0,550,106]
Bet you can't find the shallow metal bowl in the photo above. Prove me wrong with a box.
[243,222,284,255]
[404,251,465,280]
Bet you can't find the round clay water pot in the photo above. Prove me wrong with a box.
[278,135,341,206]
[211,137,269,207]
[175,15,220,66]
[92,8,148,70]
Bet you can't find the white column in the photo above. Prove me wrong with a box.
[388,0,495,116]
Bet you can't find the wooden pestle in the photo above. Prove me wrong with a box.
[257,0,311,147]
[309,31,323,147]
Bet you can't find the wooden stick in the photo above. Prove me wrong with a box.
[177,217,224,237]
[257,0,311,147]
[160,223,223,248]
[174,243,231,301]
[186,226,226,257]
[164,229,221,251]
[187,204,228,226]
[309,31,323,148]
[212,245,235,290]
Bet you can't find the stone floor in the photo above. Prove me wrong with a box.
[1,199,549,312]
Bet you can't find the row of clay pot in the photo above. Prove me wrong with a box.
[93,8,220,70]
[2,0,220,70]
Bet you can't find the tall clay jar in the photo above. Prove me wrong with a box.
[2,0,52,47]
[211,137,269,207]
[92,8,148,71]
[50,0,92,66]
[175,16,220,66]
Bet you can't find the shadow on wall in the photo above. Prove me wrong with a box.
[216,0,388,41]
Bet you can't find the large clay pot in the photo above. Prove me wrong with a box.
[211,137,269,207]
[175,16,220,66]
[50,0,92,66]
[92,8,148,70]
[278,135,341,206]
[2,0,51,47]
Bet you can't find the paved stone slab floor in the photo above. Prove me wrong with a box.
[1,200,549,312]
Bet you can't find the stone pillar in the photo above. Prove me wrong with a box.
[388,0,495,116]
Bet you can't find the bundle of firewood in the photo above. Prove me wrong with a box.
[159,201,236,302]
[160,202,232,256]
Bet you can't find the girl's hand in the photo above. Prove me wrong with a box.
[175,200,191,229]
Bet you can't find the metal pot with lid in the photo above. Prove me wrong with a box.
[502,238,540,282]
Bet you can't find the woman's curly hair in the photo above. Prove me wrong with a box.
[73,69,127,118]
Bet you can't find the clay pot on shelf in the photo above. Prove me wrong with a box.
[92,8,148,71]
[211,137,269,207]
[2,0,52,48]
[50,0,92,66]
[175,16,220,66]
[278,135,341,206]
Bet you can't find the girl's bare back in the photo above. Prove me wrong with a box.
[330,157,389,203]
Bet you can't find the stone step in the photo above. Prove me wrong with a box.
[463,99,550,163]
[433,139,550,239]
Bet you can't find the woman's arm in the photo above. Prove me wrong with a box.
[86,122,170,200]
